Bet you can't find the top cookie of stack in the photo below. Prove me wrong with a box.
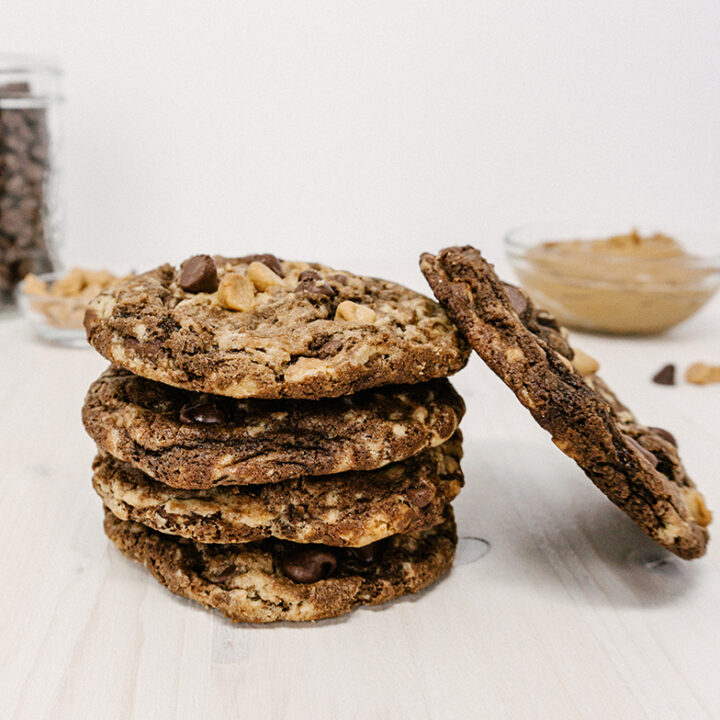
[85,253,470,399]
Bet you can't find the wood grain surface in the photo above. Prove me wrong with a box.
[1,291,718,719]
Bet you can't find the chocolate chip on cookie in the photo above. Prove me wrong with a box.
[649,426,677,447]
[236,253,284,277]
[178,254,219,293]
[348,539,387,564]
[280,546,338,583]
[294,270,336,299]
[179,400,226,425]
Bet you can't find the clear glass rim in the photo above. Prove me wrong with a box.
[504,223,720,267]
[18,272,78,301]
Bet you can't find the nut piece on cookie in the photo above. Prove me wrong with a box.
[237,253,284,277]
[686,362,720,385]
[684,488,713,526]
[335,300,377,324]
[571,347,600,377]
[217,272,256,311]
[247,261,284,291]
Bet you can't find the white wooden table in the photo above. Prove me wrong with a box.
[2,274,719,719]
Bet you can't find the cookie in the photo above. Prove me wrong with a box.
[82,366,465,488]
[84,254,470,400]
[93,434,463,546]
[103,506,457,622]
[420,245,711,559]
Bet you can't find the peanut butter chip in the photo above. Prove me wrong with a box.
[247,261,284,291]
[686,362,720,385]
[217,272,256,311]
[335,301,377,323]
[571,347,600,377]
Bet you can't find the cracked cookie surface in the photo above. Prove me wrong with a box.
[84,256,470,400]
[420,245,711,559]
[103,507,457,623]
[93,434,463,546]
[82,366,465,487]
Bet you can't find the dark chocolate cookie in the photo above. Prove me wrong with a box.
[420,245,711,559]
[82,366,464,487]
[103,506,457,623]
[93,433,463,546]
[84,255,470,400]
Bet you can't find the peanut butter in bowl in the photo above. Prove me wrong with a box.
[505,227,720,334]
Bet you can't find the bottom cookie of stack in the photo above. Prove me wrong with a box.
[104,507,457,623]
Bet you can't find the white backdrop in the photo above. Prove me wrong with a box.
[2,0,719,281]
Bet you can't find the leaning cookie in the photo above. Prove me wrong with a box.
[84,254,470,400]
[420,246,711,559]
[82,366,464,487]
[103,507,457,623]
[93,434,463,546]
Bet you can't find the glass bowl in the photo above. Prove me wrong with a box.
[18,271,90,347]
[504,224,720,334]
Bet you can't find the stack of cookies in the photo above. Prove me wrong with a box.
[82,253,470,622]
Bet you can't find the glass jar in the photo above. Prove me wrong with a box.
[0,56,63,310]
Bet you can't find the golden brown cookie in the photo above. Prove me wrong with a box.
[84,254,470,400]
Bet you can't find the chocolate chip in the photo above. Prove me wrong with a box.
[535,309,561,331]
[178,255,219,293]
[407,482,436,508]
[179,401,226,424]
[280,546,338,583]
[329,274,347,285]
[502,283,529,318]
[215,564,237,583]
[649,426,678,447]
[652,364,676,386]
[237,253,283,277]
[624,435,659,469]
[298,269,321,281]
[294,277,336,298]
[312,336,344,358]
[348,539,387,564]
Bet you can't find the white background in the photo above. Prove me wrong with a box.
[1,0,719,276]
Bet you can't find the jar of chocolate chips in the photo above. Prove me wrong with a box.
[0,56,63,309]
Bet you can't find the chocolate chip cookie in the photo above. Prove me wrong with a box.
[103,507,457,622]
[93,433,463,546]
[420,245,711,559]
[84,254,470,400]
[82,366,465,488]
